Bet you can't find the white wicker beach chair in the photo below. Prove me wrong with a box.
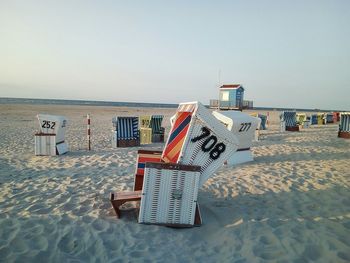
[212,111,260,166]
[35,114,68,155]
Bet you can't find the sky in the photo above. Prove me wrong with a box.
[0,0,349,109]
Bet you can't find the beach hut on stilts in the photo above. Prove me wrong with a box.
[338,112,350,139]
[34,114,68,156]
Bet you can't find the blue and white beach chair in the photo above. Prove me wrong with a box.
[338,112,350,139]
[112,117,140,147]
[282,111,299,131]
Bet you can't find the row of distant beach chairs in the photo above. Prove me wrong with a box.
[34,110,350,156]
[280,111,346,132]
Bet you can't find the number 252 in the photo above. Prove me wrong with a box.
[191,127,226,160]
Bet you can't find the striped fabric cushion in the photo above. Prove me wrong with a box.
[283,111,297,127]
[116,117,139,140]
[151,115,164,134]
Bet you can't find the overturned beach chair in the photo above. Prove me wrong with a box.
[112,117,140,147]
[338,112,350,139]
[282,111,299,131]
[212,111,260,165]
[35,114,68,156]
[110,101,239,227]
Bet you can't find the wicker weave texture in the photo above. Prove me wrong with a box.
[139,166,200,226]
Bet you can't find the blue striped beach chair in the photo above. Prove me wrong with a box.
[150,115,165,143]
[112,117,140,147]
[326,113,334,124]
[310,114,318,125]
[283,111,299,131]
[258,114,267,130]
[338,112,350,139]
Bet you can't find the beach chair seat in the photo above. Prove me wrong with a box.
[110,191,142,218]
[134,150,162,191]
[35,114,68,156]
[338,112,350,139]
[112,117,140,147]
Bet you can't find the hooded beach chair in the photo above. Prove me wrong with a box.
[212,111,260,165]
[110,101,239,227]
[338,112,350,139]
[325,113,334,124]
[139,115,152,145]
[282,111,299,131]
[310,114,318,125]
[111,116,140,147]
[317,113,324,125]
[150,115,165,143]
[258,114,268,130]
[35,114,68,156]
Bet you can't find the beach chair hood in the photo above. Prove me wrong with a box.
[212,111,260,150]
[161,101,239,186]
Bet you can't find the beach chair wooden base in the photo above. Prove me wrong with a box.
[110,191,142,218]
[117,139,140,147]
[110,191,202,226]
[286,126,299,132]
[338,131,350,139]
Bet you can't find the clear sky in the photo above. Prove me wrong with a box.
[0,0,349,109]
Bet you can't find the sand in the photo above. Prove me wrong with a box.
[0,103,349,262]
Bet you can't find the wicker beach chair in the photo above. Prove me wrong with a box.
[310,114,318,125]
[325,113,334,124]
[212,111,260,166]
[112,117,140,147]
[258,114,268,130]
[139,116,152,145]
[150,115,165,143]
[283,111,299,131]
[35,114,68,156]
[338,112,350,139]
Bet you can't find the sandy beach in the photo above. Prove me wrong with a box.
[0,103,349,263]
